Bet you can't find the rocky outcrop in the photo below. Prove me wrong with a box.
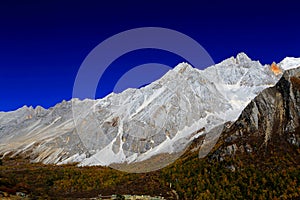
[213,67,300,162]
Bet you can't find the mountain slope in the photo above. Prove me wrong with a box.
[212,65,300,163]
[159,65,300,199]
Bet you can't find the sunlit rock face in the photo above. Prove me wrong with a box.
[0,53,299,172]
[270,62,282,76]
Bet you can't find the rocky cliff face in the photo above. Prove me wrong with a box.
[212,67,300,163]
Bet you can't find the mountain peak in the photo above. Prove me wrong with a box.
[218,52,253,66]
[279,57,300,70]
[236,52,252,64]
[173,62,193,74]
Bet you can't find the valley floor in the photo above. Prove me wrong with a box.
[0,143,299,200]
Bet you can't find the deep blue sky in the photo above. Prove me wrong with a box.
[0,0,300,111]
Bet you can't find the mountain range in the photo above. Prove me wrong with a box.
[0,53,300,173]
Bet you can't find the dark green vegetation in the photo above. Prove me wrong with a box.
[0,140,299,199]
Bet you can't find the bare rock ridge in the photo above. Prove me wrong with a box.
[0,53,299,170]
[211,65,300,163]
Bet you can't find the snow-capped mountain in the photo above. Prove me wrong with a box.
[0,53,299,172]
